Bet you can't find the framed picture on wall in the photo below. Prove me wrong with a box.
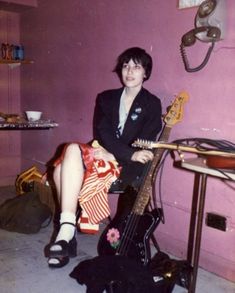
[178,0,205,9]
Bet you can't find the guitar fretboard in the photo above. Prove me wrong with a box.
[132,125,172,215]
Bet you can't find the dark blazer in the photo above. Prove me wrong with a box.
[93,87,162,184]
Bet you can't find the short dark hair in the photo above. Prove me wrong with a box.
[114,47,153,82]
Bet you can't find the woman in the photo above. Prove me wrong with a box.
[48,47,162,268]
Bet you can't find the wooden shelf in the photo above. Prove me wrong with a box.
[0,59,34,64]
[0,120,58,130]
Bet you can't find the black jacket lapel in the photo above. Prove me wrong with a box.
[121,88,147,140]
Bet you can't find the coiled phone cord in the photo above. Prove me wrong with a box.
[180,42,215,73]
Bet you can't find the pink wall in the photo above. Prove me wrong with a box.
[2,0,234,281]
[0,0,37,5]
[0,10,21,185]
[0,0,37,12]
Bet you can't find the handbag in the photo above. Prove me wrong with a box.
[0,191,52,234]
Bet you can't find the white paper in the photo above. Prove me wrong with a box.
[178,0,205,9]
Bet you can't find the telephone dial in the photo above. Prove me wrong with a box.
[180,0,225,72]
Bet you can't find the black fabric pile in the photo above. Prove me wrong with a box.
[70,252,191,293]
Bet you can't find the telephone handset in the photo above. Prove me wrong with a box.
[182,26,221,47]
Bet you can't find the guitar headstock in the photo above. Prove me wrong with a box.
[132,91,189,150]
[132,139,154,149]
[163,91,189,127]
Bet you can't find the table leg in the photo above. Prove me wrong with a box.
[189,173,207,293]
[187,173,200,263]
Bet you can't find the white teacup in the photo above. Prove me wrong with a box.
[25,111,42,121]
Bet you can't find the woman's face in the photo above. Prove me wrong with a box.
[121,59,146,89]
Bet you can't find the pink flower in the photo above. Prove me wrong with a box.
[106,228,120,244]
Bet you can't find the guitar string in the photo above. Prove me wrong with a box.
[117,166,164,258]
[117,163,153,256]
[117,150,168,257]
[115,140,151,254]
[117,120,171,258]
[117,212,141,256]
[118,137,235,257]
[173,138,235,153]
[115,95,189,257]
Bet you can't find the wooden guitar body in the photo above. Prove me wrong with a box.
[205,155,235,168]
[98,207,162,265]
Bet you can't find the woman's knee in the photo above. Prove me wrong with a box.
[64,143,81,159]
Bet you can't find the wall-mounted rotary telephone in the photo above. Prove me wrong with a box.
[180,0,225,72]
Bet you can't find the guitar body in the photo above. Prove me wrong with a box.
[97,92,188,267]
[98,207,162,265]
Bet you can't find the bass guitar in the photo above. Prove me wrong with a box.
[97,91,189,265]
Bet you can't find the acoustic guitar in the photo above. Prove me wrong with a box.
[97,91,189,265]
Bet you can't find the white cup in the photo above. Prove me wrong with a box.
[25,111,42,121]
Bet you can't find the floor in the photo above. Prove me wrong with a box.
[0,186,235,293]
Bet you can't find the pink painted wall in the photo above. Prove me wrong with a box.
[0,0,37,6]
[2,0,234,280]
[0,0,37,12]
[0,10,21,185]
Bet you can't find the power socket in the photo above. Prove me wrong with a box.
[206,213,227,231]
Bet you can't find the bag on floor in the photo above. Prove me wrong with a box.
[15,166,43,195]
[149,251,192,291]
[0,191,52,234]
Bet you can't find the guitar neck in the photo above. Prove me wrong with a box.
[132,125,172,215]
[131,90,189,215]
[150,142,235,158]
[153,126,171,156]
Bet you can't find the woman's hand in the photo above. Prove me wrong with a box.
[93,147,116,162]
[131,150,154,164]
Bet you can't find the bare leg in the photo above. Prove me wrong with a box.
[54,143,84,214]
[49,143,84,262]
[53,163,61,202]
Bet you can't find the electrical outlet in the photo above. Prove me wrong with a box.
[206,213,227,231]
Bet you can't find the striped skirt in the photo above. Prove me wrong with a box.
[54,141,121,225]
